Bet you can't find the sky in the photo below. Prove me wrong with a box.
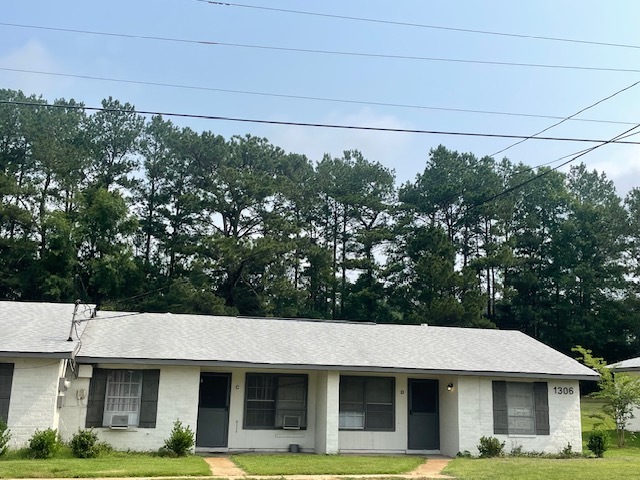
[2,0,640,195]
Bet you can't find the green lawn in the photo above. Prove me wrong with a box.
[443,457,640,480]
[0,452,210,479]
[230,453,424,475]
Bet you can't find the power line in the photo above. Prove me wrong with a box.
[196,1,640,51]
[470,123,640,210]
[489,79,640,157]
[4,66,637,127]
[2,99,640,145]
[408,128,640,223]
[2,22,640,74]
[514,129,640,172]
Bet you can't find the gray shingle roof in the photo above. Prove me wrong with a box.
[0,301,87,356]
[72,309,598,380]
[611,357,640,371]
[0,302,597,379]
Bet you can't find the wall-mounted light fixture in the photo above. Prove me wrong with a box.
[447,383,454,392]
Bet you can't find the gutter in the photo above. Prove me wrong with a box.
[75,356,599,381]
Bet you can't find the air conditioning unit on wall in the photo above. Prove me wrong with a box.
[282,415,301,430]
[109,414,129,429]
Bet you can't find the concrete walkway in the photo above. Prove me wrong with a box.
[205,455,453,479]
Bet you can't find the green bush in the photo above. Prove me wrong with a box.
[509,444,524,456]
[162,420,194,456]
[0,418,11,456]
[477,436,505,458]
[587,430,608,458]
[28,428,60,459]
[561,443,573,457]
[70,429,100,458]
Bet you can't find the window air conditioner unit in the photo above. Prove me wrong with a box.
[110,414,130,429]
[282,415,301,430]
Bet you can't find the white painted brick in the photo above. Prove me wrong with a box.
[60,364,200,451]
[54,367,585,455]
[5,358,66,448]
[457,376,583,455]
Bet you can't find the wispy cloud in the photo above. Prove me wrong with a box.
[590,144,640,197]
[0,40,69,97]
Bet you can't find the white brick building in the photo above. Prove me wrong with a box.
[0,301,597,456]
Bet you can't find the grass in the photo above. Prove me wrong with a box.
[230,453,424,475]
[443,457,640,480]
[0,450,210,479]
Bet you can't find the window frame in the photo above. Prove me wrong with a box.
[506,382,535,435]
[102,369,143,427]
[339,375,395,432]
[492,380,549,436]
[85,368,160,429]
[243,373,308,430]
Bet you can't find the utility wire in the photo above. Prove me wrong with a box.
[511,129,640,172]
[489,79,640,157]
[1,22,640,74]
[3,66,638,127]
[109,284,172,306]
[196,1,640,51]
[2,99,640,145]
[470,123,640,211]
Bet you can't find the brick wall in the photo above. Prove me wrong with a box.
[457,376,583,455]
[60,364,200,451]
[5,358,65,448]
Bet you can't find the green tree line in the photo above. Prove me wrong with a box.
[2,89,640,360]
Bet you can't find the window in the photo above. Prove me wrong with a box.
[244,374,307,429]
[492,381,549,436]
[507,382,535,434]
[0,363,14,423]
[86,368,160,429]
[339,376,395,431]
[103,370,143,427]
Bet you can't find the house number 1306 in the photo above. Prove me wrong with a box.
[553,387,574,395]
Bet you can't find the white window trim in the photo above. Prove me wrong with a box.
[102,370,143,427]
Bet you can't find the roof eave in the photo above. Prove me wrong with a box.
[76,356,599,381]
[610,366,640,372]
[0,351,73,359]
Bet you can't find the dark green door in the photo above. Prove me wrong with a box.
[196,373,231,448]
[408,379,439,450]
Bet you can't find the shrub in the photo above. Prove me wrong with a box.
[509,444,523,456]
[587,430,608,458]
[70,429,100,458]
[561,443,573,458]
[477,436,505,458]
[96,441,113,455]
[163,420,194,456]
[0,418,10,456]
[28,428,60,459]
